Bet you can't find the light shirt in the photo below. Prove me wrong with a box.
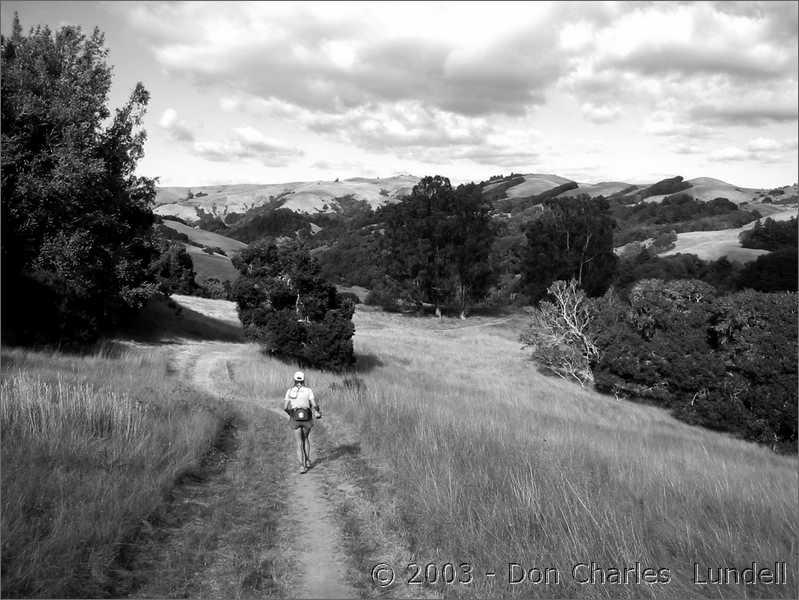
[284,385,316,411]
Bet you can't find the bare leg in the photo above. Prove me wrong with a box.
[293,428,304,467]
[302,428,311,466]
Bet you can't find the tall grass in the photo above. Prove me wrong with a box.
[317,308,798,598]
[1,346,231,597]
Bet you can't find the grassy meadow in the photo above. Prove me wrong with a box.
[297,306,797,598]
[2,296,795,599]
[0,344,233,597]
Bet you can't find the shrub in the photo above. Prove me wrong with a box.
[594,279,724,404]
[198,277,231,300]
[338,291,361,305]
[740,217,797,251]
[148,242,196,295]
[737,249,798,292]
[591,278,797,451]
[232,240,355,370]
[202,245,226,256]
[365,276,419,312]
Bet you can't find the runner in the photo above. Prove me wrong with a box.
[283,371,321,473]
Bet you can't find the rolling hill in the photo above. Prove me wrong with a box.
[157,173,797,269]
[155,175,419,221]
[161,220,247,256]
[658,207,798,262]
[161,219,246,284]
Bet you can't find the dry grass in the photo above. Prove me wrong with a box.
[161,220,247,255]
[314,307,797,598]
[0,345,232,597]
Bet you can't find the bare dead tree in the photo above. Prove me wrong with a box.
[520,279,598,386]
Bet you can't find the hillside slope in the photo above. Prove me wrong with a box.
[659,207,797,262]
[162,220,247,256]
[155,175,419,221]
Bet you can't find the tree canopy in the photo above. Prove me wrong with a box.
[232,240,355,370]
[377,175,496,316]
[521,195,616,303]
[1,15,158,344]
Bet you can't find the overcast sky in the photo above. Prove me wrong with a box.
[2,1,797,187]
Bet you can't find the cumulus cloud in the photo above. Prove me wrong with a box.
[124,2,796,178]
[126,2,570,117]
[581,102,620,124]
[158,108,194,142]
[643,111,715,138]
[193,127,303,166]
[708,137,798,163]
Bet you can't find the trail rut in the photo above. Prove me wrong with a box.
[178,342,360,599]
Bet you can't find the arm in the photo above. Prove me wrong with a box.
[283,391,292,417]
[309,389,321,417]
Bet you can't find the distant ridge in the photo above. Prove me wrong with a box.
[155,173,796,224]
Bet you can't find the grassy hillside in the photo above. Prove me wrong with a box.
[233,304,797,598]
[184,245,240,284]
[162,220,247,256]
[154,175,419,222]
[659,207,798,262]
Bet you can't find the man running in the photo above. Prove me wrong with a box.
[283,371,321,473]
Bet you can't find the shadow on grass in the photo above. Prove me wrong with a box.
[118,294,243,344]
[353,352,384,373]
[316,442,361,466]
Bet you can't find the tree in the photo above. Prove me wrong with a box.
[379,175,496,316]
[1,16,158,344]
[149,241,197,295]
[231,240,355,370]
[521,195,616,303]
[520,279,599,386]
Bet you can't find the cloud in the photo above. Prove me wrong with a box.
[708,137,798,163]
[307,102,492,149]
[192,127,303,166]
[559,2,797,138]
[126,2,570,117]
[689,103,798,126]
[124,2,796,181]
[643,111,715,138]
[158,108,194,142]
[581,102,620,124]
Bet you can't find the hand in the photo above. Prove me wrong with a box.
[314,410,322,419]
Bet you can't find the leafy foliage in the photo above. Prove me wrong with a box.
[591,279,796,451]
[231,240,355,370]
[611,194,759,246]
[614,251,741,296]
[1,16,158,345]
[739,216,797,251]
[737,249,798,292]
[148,240,197,295]
[378,176,497,315]
[521,195,616,303]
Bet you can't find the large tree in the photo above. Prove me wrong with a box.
[379,175,496,316]
[231,240,355,370]
[1,16,157,344]
[521,195,616,303]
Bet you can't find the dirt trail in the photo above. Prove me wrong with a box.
[124,294,431,598]
[175,342,360,599]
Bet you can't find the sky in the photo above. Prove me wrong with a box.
[2,1,797,188]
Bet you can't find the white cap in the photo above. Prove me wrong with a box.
[293,371,305,382]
